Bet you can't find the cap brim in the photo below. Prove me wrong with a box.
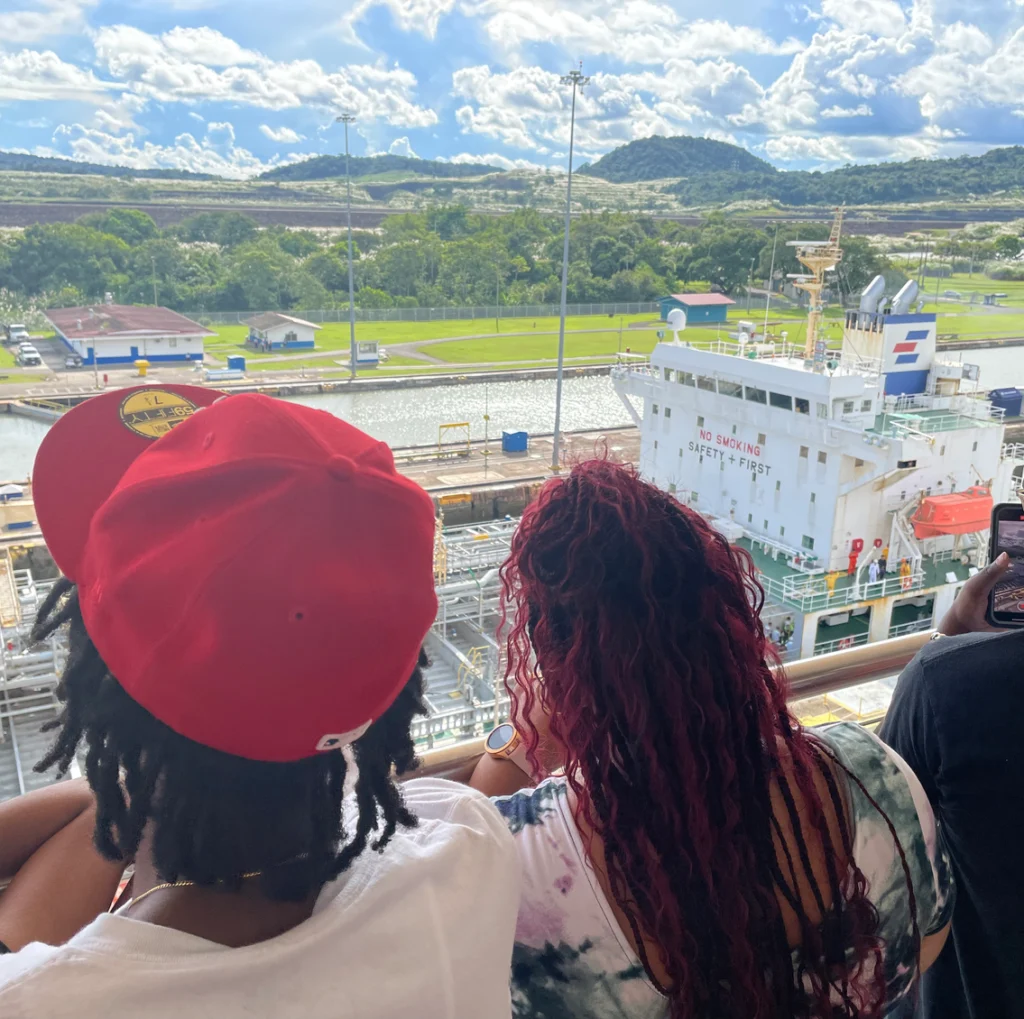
[34,384,225,580]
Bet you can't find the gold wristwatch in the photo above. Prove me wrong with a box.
[485,722,521,759]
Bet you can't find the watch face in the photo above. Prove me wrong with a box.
[487,723,516,752]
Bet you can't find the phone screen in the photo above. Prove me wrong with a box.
[989,505,1024,626]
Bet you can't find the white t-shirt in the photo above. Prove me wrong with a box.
[0,779,519,1019]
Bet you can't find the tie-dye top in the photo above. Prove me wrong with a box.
[492,722,954,1019]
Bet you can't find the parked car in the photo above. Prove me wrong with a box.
[942,290,962,300]
[64,353,83,369]
[378,346,390,363]
[17,346,43,366]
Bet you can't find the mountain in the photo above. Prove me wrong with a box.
[579,135,774,183]
[259,154,502,181]
[0,151,215,179]
[665,146,1024,206]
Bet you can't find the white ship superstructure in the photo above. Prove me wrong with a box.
[614,238,1024,662]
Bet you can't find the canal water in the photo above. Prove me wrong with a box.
[0,374,638,482]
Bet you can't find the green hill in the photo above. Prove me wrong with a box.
[0,151,214,179]
[579,135,773,182]
[259,154,501,181]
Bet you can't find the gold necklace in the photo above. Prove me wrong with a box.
[121,871,262,913]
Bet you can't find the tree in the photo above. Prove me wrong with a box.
[304,251,349,293]
[7,223,129,299]
[78,208,158,246]
[176,212,259,247]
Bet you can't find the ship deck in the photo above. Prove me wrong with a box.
[869,406,1002,438]
[738,536,972,615]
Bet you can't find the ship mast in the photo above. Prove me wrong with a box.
[788,206,845,363]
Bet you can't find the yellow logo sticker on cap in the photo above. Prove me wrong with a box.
[119,389,199,439]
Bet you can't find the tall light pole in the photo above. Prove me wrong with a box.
[336,113,357,380]
[551,63,589,472]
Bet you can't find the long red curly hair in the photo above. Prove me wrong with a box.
[499,459,915,1018]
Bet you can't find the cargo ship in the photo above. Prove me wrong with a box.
[612,209,1024,663]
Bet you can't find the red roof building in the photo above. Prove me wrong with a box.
[45,304,213,366]
[659,292,736,324]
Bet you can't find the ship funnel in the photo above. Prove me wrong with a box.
[891,279,919,316]
[858,275,886,326]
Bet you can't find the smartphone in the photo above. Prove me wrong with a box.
[987,503,1024,627]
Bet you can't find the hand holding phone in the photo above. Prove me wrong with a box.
[986,503,1024,628]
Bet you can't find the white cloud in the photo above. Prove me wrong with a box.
[90,24,437,127]
[344,0,801,64]
[820,103,873,117]
[49,122,308,178]
[0,47,120,103]
[446,151,546,170]
[387,136,417,157]
[820,0,906,38]
[0,0,96,44]
[452,61,764,159]
[260,124,304,143]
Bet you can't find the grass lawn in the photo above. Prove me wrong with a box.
[0,346,17,370]
[0,374,50,386]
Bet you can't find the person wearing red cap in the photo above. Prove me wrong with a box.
[0,386,518,1019]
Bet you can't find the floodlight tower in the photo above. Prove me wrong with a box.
[551,63,590,472]
[336,112,358,379]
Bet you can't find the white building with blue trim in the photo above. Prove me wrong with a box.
[45,304,211,365]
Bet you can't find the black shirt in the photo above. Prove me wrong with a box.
[879,629,1024,1019]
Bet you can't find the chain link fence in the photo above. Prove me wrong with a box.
[193,302,662,326]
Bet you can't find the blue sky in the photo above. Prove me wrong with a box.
[1,0,1023,178]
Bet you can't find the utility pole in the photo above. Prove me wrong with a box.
[495,266,500,335]
[763,224,779,338]
[551,63,589,473]
[336,112,357,380]
[151,256,158,307]
[746,256,755,314]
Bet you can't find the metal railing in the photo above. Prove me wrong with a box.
[888,618,933,639]
[413,630,935,779]
[196,302,661,326]
[758,569,926,613]
[813,631,870,656]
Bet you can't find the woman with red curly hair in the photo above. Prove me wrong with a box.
[471,459,952,1019]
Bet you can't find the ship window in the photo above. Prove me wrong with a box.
[795,397,810,415]
[697,416,704,427]
[810,492,816,503]
[817,451,827,464]
[758,433,766,445]
[668,482,676,493]
[764,519,769,530]
[697,375,716,392]
[732,424,738,435]
[855,458,865,467]
[664,368,674,382]
[652,403,659,414]
[897,459,917,469]
[780,526,785,537]
[799,446,809,458]
[862,399,873,412]
[664,407,672,418]
[843,400,855,414]
[817,403,828,419]
[940,444,946,456]
[972,441,978,452]
[679,447,684,457]
[654,440,658,449]
[802,535,815,550]
[776,480,781,491]
[745,386,767,404]
[681,372,695,386]
[748,513,753,523]
[770,392,792,410]
[719,380,743,398]
[691,492,699,502]
[720,460,725,471]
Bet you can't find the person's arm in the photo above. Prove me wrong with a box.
[0,780,94,880]
[468,752,535,798]
[0,781,127,951]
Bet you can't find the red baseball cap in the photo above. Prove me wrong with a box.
[33,385,438,762]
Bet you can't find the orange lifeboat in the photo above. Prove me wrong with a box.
[910,486,992,539]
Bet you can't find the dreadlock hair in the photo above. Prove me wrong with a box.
[501,459,918,1019]
[31,577,429,903]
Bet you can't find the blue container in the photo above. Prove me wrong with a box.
[226,356,246,371]
[989,387,1022,419]
[502,430,528,453]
